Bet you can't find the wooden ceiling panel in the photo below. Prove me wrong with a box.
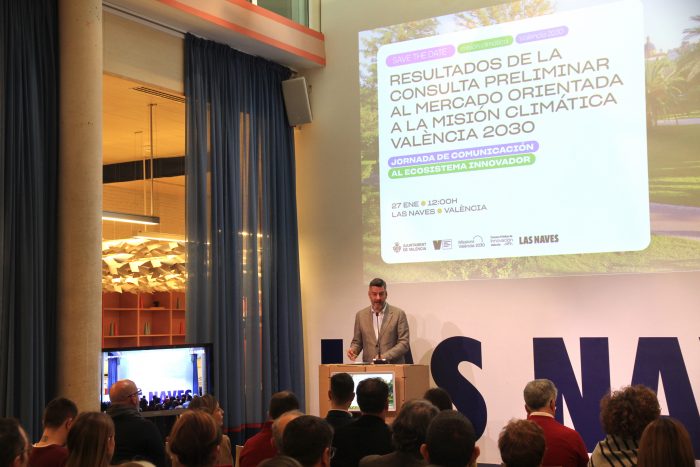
[103,74,185,165]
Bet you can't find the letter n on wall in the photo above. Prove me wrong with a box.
[533,338,610,451]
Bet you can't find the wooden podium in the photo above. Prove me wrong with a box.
[318,364,430,421]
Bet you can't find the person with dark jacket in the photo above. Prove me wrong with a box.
[106,379,165,467]
[325,373,354,430]
[332,378,392,467]
[360,399,439,467]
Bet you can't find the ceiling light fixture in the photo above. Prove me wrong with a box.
[135,231,185,242]
[102,103,162,227]
[102,211,160,225]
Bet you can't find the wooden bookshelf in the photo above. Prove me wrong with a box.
[102,291,186,348]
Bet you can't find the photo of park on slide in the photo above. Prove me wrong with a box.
[360,0,700,282]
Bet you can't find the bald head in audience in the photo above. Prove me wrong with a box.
[272,411,303,451]
[109,380,140,407]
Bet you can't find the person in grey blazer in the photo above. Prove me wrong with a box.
[346,278,410,364]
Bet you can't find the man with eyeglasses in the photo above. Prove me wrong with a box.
[0,418,30,467]
[106,379,165,467]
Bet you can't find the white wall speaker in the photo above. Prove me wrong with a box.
[282,77,312,126]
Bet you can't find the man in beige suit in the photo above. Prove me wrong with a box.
[346,278,410,363]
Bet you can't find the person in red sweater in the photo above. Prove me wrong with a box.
[239,391,300,467]
[523,379,589,467]
[29,397,78,467]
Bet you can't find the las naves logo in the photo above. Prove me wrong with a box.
[519,234,560,244]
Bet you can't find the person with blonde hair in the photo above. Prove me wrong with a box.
[187,394,233,466]
[637,417,695,467]
[64,412,115,467]
[168,411,221,467]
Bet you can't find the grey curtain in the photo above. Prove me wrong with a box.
[185,34,305,443]
[0,0,59,439]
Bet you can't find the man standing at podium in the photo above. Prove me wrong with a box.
[346,278,410,364]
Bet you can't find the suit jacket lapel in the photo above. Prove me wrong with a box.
[378,305,392,338]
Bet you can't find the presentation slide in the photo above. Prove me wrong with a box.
[360,0,700,281]
[378,1,648,263]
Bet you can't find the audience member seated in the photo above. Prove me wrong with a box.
[588,385,660,467]
[29,397,78,467]
[258,456,303,467]
[0,417,31,467]
[65,412,115,467]
[188,394,233,466]
[239,391,300,467]
[523,379,588,467]
[360,399,439,467]
[325,373,355,429]
[419,410,479,467]
[272,411,304,452]
[498,419,545,467]
[282,415,334,467]
[422,388,453,411]
[106,379,165,467]
[637,417,695,467]
[331,378,392,467]
[168,411,221,467]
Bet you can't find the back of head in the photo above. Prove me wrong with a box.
[600,385,660,439]
[423,388,453,411]
[424,410,476,467]
[329,373,354,405]
[269,391,300,420]
[109,379,139,406]
[498,419,545,467]
[282,416,333,467]
[169,410,222,467]
[272,411,304,451]
[391,399,439,454]
[356,378,389,414]
[0,418,27,467]
[637,417,695,467]
[188,394,218,415]
[43,397,78,428]
[66,412,115,467]
[523,379,557,412]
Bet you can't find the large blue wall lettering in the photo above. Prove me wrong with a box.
[631,337,700,455]
[430,336,487,438]
[533,338,610,451]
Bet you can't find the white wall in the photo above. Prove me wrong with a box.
[295,1,700,463]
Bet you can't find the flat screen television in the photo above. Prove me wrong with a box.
[334,371,396,412]
[101,344,213,406]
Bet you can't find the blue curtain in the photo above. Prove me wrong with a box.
[184,34,305,443]
[191,353,199,395]
[107,354,120,393]
[0,0,59,440]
